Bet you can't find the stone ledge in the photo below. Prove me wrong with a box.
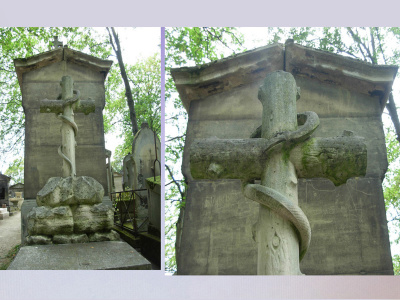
[8,241,151,270]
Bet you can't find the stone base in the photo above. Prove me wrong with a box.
[20,197,113,245]
[8,241,152,270]
[139,232,161,269]
[0,208,9,220]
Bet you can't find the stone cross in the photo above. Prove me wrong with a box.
[40,76,96,178]
[52,36,63,49]
[190,71,367,275]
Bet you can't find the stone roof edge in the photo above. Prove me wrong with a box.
[9,183,24,188]
[285,40,398,87]
[0,173,11,180]
[171,43,283,85]
[14,47,113,86]
[172,40,398,112]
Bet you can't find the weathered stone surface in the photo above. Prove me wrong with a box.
[8,241,151,270]
[189,71,368,275]
[173,41,395,275]
[122,122,161,231]
[73,176,104,204]
[15,47,112,199]
[53,234,89,244]
[73,204,114,233]
[36,176,104,207]
[26,235,52,245]
[88,230,120,242]
[27,206,73,236]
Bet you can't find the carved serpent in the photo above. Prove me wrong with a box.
[244,111,319,260]
[57,90,80,177]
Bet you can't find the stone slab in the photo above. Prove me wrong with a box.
[0,211,9,220]
[8,241,151,270]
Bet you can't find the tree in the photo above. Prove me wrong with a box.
[105,53,161,171]
[4,157,24,185]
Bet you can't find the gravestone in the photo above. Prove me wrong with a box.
[171,40,397,275]
[113,171,123,192]
[9,183,24,199]
[122,122,161,229]
[0,174,10,208]
[15,44,113,244]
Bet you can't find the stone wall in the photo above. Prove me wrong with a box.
[172,41,397,275]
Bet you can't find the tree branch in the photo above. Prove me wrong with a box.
[166,135,186,143]
[165,164,185,200]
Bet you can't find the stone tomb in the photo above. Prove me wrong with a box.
[123,122,161,229]
[10,45,151,270]
[14,46,112,243]
[171,40,397,275]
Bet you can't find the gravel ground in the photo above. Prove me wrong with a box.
[0,211,21,262]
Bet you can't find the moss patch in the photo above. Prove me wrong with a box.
[0,244,21,270]
[146,176,161,189]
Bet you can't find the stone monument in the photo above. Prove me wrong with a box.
[190,71,367,274]
[14,42,113,244]
[171,40,396,275]
[9,41,152,270]
[24,75,118,245]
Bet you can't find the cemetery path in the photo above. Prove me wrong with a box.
[0,212,21,261]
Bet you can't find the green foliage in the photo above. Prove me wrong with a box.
[4,157,24,185]
[166,27,245,66]
[383,128,400,247]
[393,254,400,275]
[106,53,161,171]
[0,244,20,270]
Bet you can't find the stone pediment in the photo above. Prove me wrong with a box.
[171,40,398,113]
[10,183,24,189]
[14,47,113,86]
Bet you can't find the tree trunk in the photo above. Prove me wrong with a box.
[108,27,139,136]
[386,93,400,143]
